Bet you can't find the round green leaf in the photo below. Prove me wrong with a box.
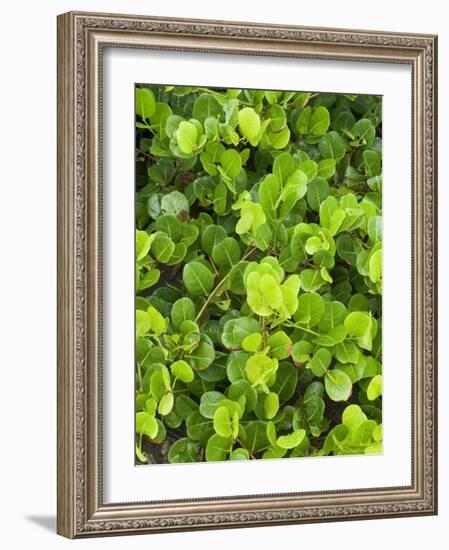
[317,158,336,179]
[241,421,269,452]
[254,223,273,251]
[136,87,156,120]
[161,191,190,216]
[259,174,280,217]
[151,101,172,139]
[146,306,166,335]
[212,237,241,269]
[245,354,278,386]
[227,379,257,412]
[292,341,313,366]
[221,148,242,178]
[136,411,158,439]
[314,325,347,347]
[238,107,261,143]
[199,391,226,419]
[155,214,183,241]
[205,434,232,461]
[267,330,292,359]
[270,126,291,149]
[222,317,262,349]
[335,341,359,364]
[367,374,382,400]
[176,121,198,154]
[230,448,250,460]
[136,230,152,261]
[369,249,382,283]
[264,392,279,420]
[336,234,361,265]
[344,311,375,351]
[318,301,348,333]
[186,341,215,371]
[324,369,352,402]
[352,420,377,446]
[168,438,201,463]
[186,412,214,443]
[352,118,376,147]
[310,106,330,135]
[273,152,295,184]
[368,216,382,245]
[192,93,221,122]
[276,429,306,449]
[151,232,175,263]
[175,395,198,420]
[136,310,152,338]
[182,261,215,296]
[171,297,196,329]
[158,392,174,415]
[300,269,327,292]
[170,360,194,383]
[306,177,330,211]
[342,404,367,432]
[213,405,233,438]
[268,104,286,132]
[296,106,312,134]
[226,351,250,383]
[308,348,332,377]
[259,274,283,309]
[241,332,263,352]
[295,292,325,327]
[271,362,298,401]
[318,131,346,160]
[229,261,249,294]
[201,224,227,256]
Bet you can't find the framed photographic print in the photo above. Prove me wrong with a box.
[57,11,438,538]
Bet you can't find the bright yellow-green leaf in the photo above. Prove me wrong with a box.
[367,374,382,400]
[259,274,283,309]
[238,107,261,144]
[277,429,306,449]
[158,392,174,415]
[136,88,156,120]
[176,121,197,154]
[147,306,166,335]
[369,249,382,283]
[170,360,194,383]
[241,333,263,352]
[136,412,158,439]
[264,392,279,419]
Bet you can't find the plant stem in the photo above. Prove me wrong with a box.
[260,316,267,347]
[166,159,185,186]
[354,236,369,249]
[285,322,320,337]
[194,247,257,322]
[137,362,144,392]
[301,93,320,108]
[135,148,156,162]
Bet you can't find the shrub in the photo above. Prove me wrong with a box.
[135,85,382,464]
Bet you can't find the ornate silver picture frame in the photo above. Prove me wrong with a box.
[57,11,437,538]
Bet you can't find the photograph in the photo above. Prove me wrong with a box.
[134,84,383,465]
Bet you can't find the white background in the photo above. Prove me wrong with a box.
[104,49,411,502]
[0,0,446,548]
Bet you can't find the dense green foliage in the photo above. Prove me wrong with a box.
[135,85,382,464]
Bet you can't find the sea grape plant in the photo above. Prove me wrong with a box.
[135,85,382,464]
